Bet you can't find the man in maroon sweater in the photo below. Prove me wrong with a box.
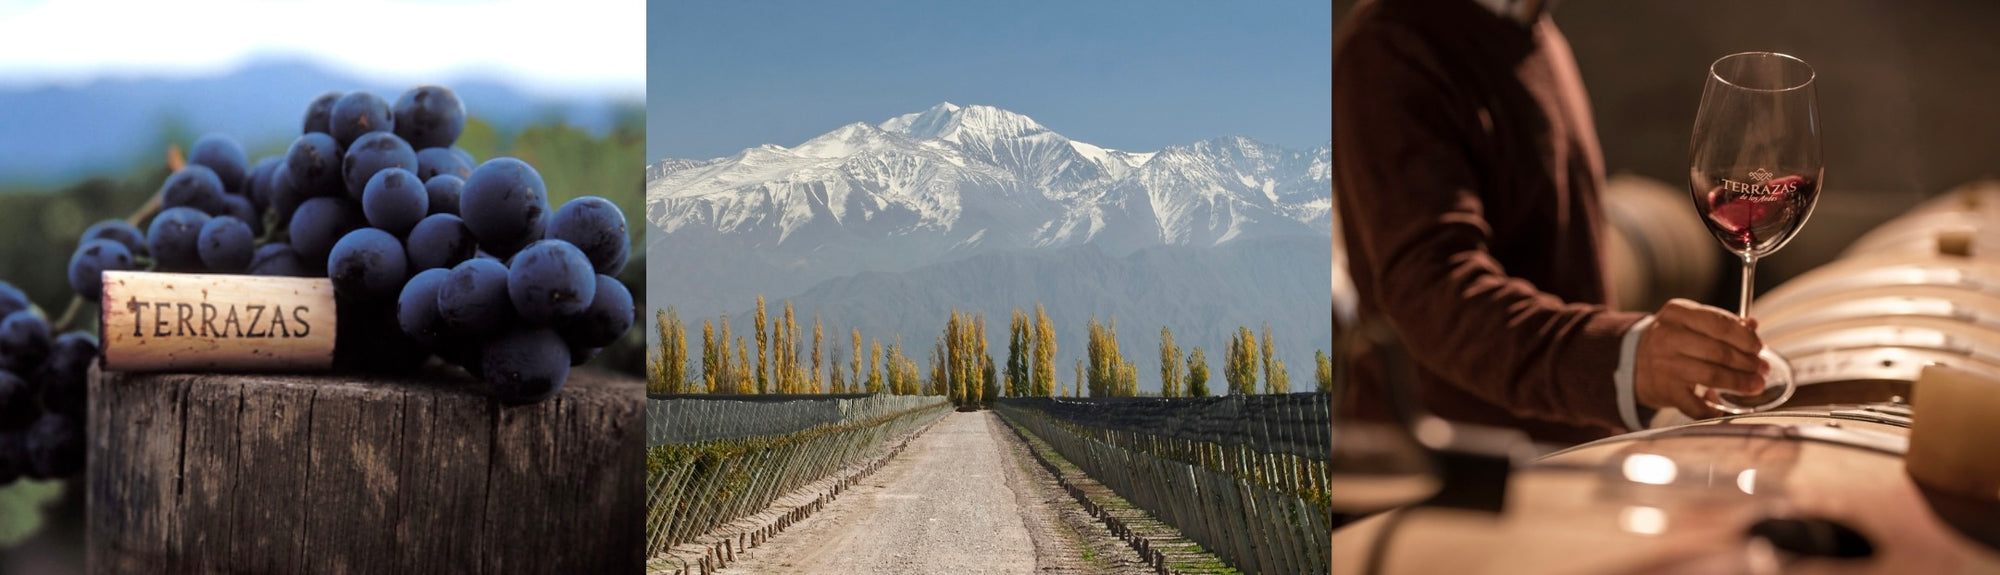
[1333,0,1768,444]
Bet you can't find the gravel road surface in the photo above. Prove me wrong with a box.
[722,411,1114,574]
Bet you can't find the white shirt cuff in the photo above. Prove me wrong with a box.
[1613,315,1656,432]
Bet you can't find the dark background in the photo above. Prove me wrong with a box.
[1334,0,2000,300]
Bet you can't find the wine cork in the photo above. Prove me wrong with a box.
[99,271,338,372]
[1905,364,2000,499]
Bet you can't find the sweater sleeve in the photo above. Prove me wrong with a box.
[1333,24,1643,431]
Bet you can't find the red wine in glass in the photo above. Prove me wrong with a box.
[1688,52,1822,414]
[1695,171,1820,257]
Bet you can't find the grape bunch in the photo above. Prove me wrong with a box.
[0,282,91,485]
[64,86,635,405]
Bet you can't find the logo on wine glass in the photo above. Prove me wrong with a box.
[1722,168,1796,199]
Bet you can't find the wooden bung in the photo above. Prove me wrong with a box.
[1906,364,2000,499]
[98,271,336,372]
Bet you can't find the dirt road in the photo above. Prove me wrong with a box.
[721,411,1143,574]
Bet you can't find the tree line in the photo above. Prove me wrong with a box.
[648,297,1338,406]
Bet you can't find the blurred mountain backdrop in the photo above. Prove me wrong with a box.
[0,57,638,187]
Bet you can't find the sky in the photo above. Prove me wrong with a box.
[0,0,646,100]
[647,1,1333,161]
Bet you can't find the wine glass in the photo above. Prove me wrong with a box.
[1688,52,1822,414]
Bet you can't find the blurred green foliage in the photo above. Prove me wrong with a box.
[0,479,62,547]
[0,110,646,378]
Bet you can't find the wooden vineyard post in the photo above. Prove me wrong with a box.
[87,365,645,573]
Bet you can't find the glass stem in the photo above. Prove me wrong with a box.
[1738,254,1757,320]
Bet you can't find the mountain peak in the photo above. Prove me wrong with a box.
[792,121,897,158]
[880,102,1050,143]
[650,104,1330,259]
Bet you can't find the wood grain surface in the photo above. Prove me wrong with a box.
[87,364,645,574]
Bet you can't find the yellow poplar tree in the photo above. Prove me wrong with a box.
[735,336,753,394]
[648,308,689,394]
[868,338,884,394]
[700,318,717,394]
[811,315,824,394]
[1316,350,1334,392]
[717,316,735,394]
[1261,322,1277,395]
[1033,304,1056,397]
[1158,326,1182,398]
[754,296,769,394]
[1187,348,1210,396]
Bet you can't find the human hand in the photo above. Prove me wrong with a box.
[1635,299,1768,420]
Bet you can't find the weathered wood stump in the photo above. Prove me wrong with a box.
[87,364,644,574]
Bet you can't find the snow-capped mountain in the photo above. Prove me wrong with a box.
[648,102,1330,256]
[647,103,1332,343]
[644,103,1334,392]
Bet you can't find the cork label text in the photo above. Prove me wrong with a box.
[125,299,314,339]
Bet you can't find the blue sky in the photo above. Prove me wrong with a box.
[0,0,643,99]
[647,1,1332,161]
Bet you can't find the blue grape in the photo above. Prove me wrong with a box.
[160,165,231,215]
[222,193,264,237]
[328,91,393,148]
[147,206,211,271]
[416,147,471,182]
[479,328,570,405]
[248,243,308,277]
[547,196,630,276]
[361,168,428,236]
[0,371,35,431]
[396,268,451,346]
[245,156,282,214]
[268,162,304,229]
[438,258,513,333]
[341,131,417,200]
[35,332,95,416]
[326,228,408,303]
[0,283,25,319]
[286,132,345,199]
[289,197,363,268]
[424,175,464,216]
[450,147,475,170]
[188,134,249,195]
[507,240,595,325]
[198,216,255,272]
[460,158,549,258]
[0,312,50,375]
[406,213,476,271]
[303,91,342,135]
[68,238,134,299]
[560,274,633,348]
[81,220,147,257]
[25,413,82,479]
[393,86,465,150]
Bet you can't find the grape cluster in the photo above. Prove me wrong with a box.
[0,282,91,485]
[63,86,634,405]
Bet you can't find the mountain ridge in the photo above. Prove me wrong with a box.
[645,103,1333,394]
[0,57,635,187]
[648,102,1330,255]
